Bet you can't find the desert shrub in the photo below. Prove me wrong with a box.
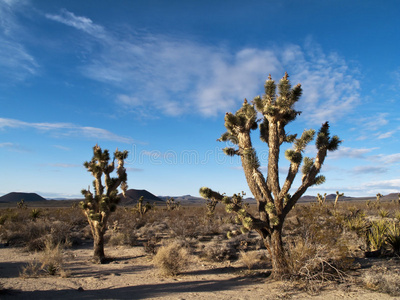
[201,236,238,262]
[0,214,8,225]
[283,204,354,291]
[366,220,388,252]
[362,266,400,296]
[379,209,390,218]
[153,239,191,276]
[386,222,400,255]
[20,260,41,278]
[30,209,41,221]
[143,236,160,254]
[343,210,368,237]
[20,239,66,277]
[239,250,265,270]
[40,240,65,276]
[166,210,199,238]
[0,216,73,251]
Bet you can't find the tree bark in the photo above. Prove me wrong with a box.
[264,227,289,278]
[93,226,105,264]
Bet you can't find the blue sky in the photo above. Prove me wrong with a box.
[0,0,399,199]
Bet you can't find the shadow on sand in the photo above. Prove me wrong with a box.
[3,275,260,300]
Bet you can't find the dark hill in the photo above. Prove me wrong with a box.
[120,189,164,205]
[0,192,46,203]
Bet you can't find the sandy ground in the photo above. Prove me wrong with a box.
[0,243,398,300]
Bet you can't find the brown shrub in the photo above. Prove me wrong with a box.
[153,239,191,276]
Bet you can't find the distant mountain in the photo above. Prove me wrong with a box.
[0,192,46,203]
[120,189,164,205]
[159,195,204,204]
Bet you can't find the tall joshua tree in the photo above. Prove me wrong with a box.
[200,73,341,277]
[80,145,128,263]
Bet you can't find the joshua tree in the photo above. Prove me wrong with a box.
[80,145,128,263]
[166,197,180,211]
[133,196,154,217]
[316,193,327,206]
[17,199,27,209]
[205,197,219,217]
[376,193,383,203]
[200,73,341,277]
[334,191,344,208]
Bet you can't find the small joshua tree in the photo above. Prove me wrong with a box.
[200,73,341,277]
[334,191,344,208]
[205,197,219,217]
[316,193,327,206]
[166,197,180,211]
[80,145,128,263]
[376,193,383,204]
[17,199,27,209]
[133,196,153,217]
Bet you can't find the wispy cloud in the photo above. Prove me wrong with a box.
[377,130,396,139]
[281,40,360,124]
[0,142,30,152]
[333,178,400,196]
[45,9,106,38]
[0,117,134,144]
[363,178,400,191]
[355,113,394,140]
[0,0,39,83]
[376,153,400,164]
[46,9,360,120]
[44,163,80,168]
[329,146,378,160]
[53,145,71,151]
[351,165,388,174]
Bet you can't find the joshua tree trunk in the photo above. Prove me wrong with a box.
[265,227,289,277]
[93,227,105,263]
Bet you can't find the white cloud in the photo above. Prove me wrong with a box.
[333,178,400,197]
[377,130,396,139]
[352,166,388,174]
[0,142,30,152]
[0,0,39,82]
[328,146,377,160]
[281,41,360,124]
[0,117,134,144]
[363,179,400,191]
[377,153,400,164]
[45,9,106,38]
[53,145,71,151]
[46,10,360,120]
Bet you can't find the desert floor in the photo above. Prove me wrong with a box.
[0,242,398,300]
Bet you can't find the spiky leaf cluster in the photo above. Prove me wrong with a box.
[254,73,302,123]
[316,122,341,151]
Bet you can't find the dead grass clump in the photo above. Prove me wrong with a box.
[106,219,138,246]
[201,236,237,262]
[284,204,355,294]
[239,250,265,270]
[362,266,400,296]
[20,239,67,277]
[167,211,199,238]
[153,239,191,276]
[143,236,160,254]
